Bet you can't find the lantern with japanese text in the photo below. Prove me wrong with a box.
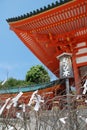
[57,53,73,79]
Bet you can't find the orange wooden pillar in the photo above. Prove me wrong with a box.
[72,53,80,94]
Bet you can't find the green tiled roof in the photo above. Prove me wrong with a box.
[0,79,64,94]
[6,0,72,22]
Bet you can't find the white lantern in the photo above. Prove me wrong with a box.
[57,53,73,79]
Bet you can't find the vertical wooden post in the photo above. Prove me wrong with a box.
[72,54,80,94]
[57,53,75,130]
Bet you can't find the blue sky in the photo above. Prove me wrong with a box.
[0,0,58,81]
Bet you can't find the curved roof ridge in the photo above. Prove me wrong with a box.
[6,0,72,22]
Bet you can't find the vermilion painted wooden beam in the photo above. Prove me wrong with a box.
[77,62,87,67]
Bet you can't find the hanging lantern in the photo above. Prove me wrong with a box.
[57,53,73,79]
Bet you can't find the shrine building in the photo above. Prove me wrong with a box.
[7,0,87,94]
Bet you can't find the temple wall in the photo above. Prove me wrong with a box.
[76,48,87,55]
[75,42,87,64]
[76,56,87,64]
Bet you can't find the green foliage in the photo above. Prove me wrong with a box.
[25,65,50,84]
[0,65,50,89]
[0,78,30,89]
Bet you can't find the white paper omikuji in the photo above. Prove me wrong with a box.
[23,104,25,112]
[34,94,44,111]
[8,126,14,130]
[16,112,23,120]
[59,117,67,124]
[18,103,26,113]
[28,90,44,111]
[85,100,87,103]
[6,102,13,110]
[82,79,87,94]
[1,78,7,85]
[76,95,82,100]
[79,116,87,123]
[0,98,10,115]
[28,90,38,106]
[34,98,40,111]
[6,92,23,109]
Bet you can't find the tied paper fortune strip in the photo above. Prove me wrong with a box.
[1,78,7,85]
[8,126,14,130]
[28,90,44,111]
[28,90,38,106]
[59,117,67,124]
[16,112,23,120]
[6,92,23,109]
[82,79,87,94]
[0,98,10,115]
[79,116,87,123]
